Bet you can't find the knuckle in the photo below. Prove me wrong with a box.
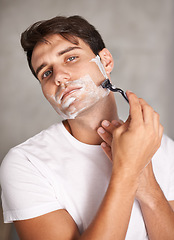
[129,92,139,103]
[144,104,153,112]
[154,111,160,120]
[155,112,160,117]
[139,98,146,105]
[138,98,144,103]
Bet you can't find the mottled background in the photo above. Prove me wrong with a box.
[0,0,174,239]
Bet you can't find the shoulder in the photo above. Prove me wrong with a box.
[2,122,63,161]
[0,147,44,192]
[0,135,62,222]
[0,122,69,223]
[0,122,63,185]
[18,122,63,148]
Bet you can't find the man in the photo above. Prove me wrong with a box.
[0,15,174,240]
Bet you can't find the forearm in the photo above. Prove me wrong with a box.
[80,170,138,240]
[138,182,174,240]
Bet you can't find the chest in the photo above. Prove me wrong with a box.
[45,148,112,231]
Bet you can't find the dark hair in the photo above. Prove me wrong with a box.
[21,15,106,79]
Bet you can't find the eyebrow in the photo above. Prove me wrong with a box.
[58,46,81,56]
[35,46,82,78]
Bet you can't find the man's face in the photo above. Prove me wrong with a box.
[31,34,109,119]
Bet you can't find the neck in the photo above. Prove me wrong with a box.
[63,93,119,145]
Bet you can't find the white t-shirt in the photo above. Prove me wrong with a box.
[0,122,174,239]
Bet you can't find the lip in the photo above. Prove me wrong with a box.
[60,87,82,102]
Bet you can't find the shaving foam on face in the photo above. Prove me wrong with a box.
[46,74,109,119]
[62,97,76,108]
[90,55,108,79]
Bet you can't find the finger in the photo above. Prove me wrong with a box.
[101,120,115,133]
[139,98,154,125]
[101,142,112,161]
[126,91,143,126]
[98,119,123,145]
[111,119,124,126]
[97,127,112,146]
[101,119,123,133]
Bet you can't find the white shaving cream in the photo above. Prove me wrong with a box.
[46,56,109,119]
[47,74,109,119]
[90,55,108,79]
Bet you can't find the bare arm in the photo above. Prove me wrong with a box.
[136,162,174,240]
[14,210,80,240]
[14,92,162,240]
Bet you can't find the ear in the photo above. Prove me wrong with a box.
[98,48,114,74]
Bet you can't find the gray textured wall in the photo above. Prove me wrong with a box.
[0,0,174,239]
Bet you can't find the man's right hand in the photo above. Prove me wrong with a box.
[97,91,163,178]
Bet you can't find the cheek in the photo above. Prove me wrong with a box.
[91,71,104,86]
[87,66,106,87]
[41,83,54,100]
[73,74,109,101]
[71,58,104,85]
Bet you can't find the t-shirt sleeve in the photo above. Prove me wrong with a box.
[0,148,63,223]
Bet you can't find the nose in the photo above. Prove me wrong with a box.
[54,67,71,86]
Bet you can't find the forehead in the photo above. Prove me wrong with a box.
[31,34,94,70]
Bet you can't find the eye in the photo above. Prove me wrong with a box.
[42,70,53,79]
[67,56,77,62]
